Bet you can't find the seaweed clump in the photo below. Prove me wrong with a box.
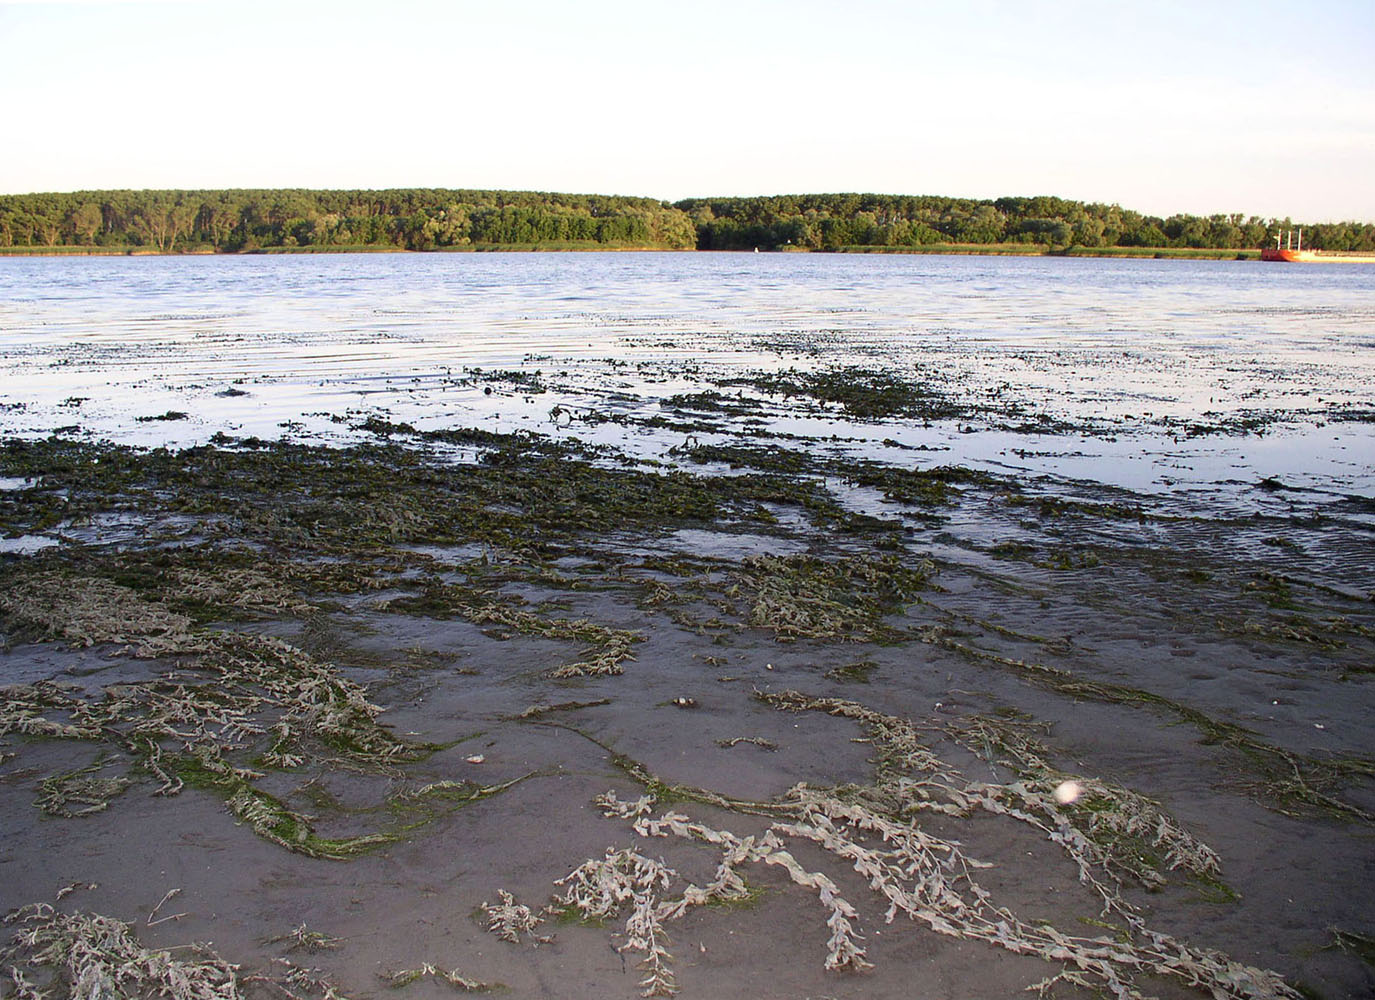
[483,691,1299,1000]
[730,552,934,641]
[722,367,963,421]
[1,903,243,1000]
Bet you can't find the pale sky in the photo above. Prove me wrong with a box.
[2,0,1372,221]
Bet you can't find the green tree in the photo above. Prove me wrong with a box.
[68,203,102,244]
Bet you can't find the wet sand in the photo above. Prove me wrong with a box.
[1,426,1371,1000]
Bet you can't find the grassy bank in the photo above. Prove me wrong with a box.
[0,245,176,256]
[0,241,686,257]
[1062,244,1261,260]
[838,242,1261,260]
[2,242,1264,260]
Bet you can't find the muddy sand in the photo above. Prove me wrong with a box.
[0,418,1371,1000]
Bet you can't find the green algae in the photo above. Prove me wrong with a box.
[730,552,935,642]
[1003,492,1149,522]
[721,366,965,421]
[843,462,993,507]
[675,442,816,475]
[823,658,878,683]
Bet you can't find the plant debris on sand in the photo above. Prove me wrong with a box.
[2,433,1372,999]
[484,691,1298,999]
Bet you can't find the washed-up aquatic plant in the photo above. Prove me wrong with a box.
[0,571,200,656]
[719,366,962,422]
[586,782,1292,1000]
[759,691,1224,917]
[0,572,499,857]
[1,902,243,1000]
[730,553,933,642]
[380,585,642,677]
[944,714,1223,893]
[167,564,314,617]
[490,692,1299,1000]
[551,846,685,996]
[714,736,778,751]
[266,923,342,955]
[479,891,545,944]
[2,888,350,1000]
[0,681,102,740]
[923,627,1375,823]
[381,963,490,991]
[1220,614,1355,651]
[512,698,611,719]
[35,763,130,817]
[267,957,353,1000]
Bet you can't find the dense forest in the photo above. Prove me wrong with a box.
[1,187,1372,253]
[0,189,697,252]
[680,193,1375,252]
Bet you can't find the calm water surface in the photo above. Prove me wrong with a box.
[2,252,1372,501]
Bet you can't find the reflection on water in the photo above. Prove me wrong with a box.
[1,251,1372,507]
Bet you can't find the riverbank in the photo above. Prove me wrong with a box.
[838,242,1262,260]
[0,242,1264,260]
[0,241,678,257]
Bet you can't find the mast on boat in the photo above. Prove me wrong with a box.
[1275,229,1304,251]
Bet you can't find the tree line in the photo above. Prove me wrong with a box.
[679,193,1375,252]
[0,188,1370,253]
[0,189,696,252]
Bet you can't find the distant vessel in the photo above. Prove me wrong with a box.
[1261,229,1375,263]
[1261,230,1316,262]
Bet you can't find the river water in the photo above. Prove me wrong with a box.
[2,250,1372,508]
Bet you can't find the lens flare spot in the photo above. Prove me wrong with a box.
[1053,780,1083,805]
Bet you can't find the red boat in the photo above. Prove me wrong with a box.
[1261,229,1375,262]
[1261,230,1317,261]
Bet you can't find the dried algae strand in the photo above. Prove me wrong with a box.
[382,964,491,991]
[1,902,242,1000]
[167,564,314,617]
[478,891,546,944]
[0,571,212,657]
[944,714,1224,891]
[549,847,686,997]
[482,816,697,997]
[547,693,1300,1000]
[0,681,102,740]
[758,689,1223,912]
[616,788,1297,1000]
[35,763,130,817]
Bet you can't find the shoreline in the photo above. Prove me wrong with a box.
[0,242,1267,261]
